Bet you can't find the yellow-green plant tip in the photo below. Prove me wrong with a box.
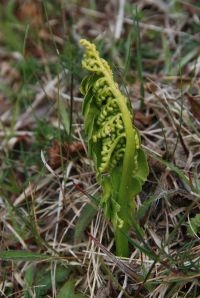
[80,39,149,256]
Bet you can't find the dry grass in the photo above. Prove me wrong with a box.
[0,0,200,297]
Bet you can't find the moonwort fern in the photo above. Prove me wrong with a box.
[80,39,149,256]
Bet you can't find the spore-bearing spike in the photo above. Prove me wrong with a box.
[99,133,126,173]
[97,99,119,125]
[92,114,123,143]
[80,39,149,257]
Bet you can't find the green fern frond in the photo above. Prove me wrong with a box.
[80,39,149,256]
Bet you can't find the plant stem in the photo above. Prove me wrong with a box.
[115,147,136,256]
[99,68,137,256]
[115,225,129,257]
[114,97,137,257]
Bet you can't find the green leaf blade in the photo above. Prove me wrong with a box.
[0,250,51,261]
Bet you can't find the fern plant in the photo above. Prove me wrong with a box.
[80,39,149,256]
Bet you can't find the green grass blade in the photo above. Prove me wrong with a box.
[0,250,52,261]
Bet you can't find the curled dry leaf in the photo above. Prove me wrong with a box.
[134,111,153,129]
[15,0,43,27]
[48,140,85,169]
[186,93,200,122]
[145,81,159,93]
